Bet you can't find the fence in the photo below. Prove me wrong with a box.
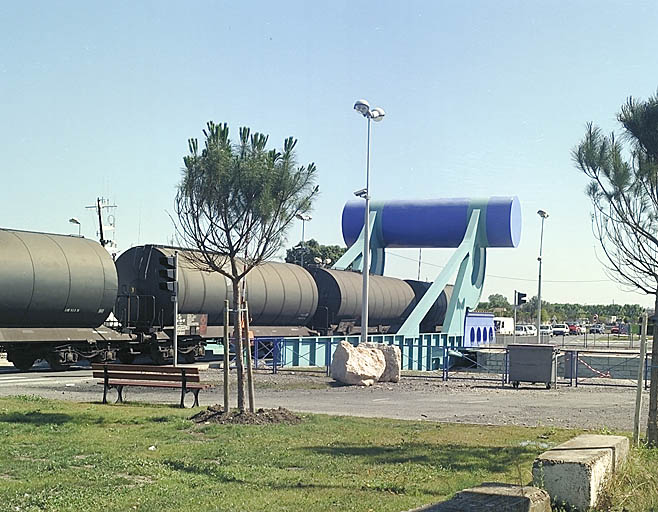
[495,332,646,350]
[250,333,464,374]
[207,336,655,388]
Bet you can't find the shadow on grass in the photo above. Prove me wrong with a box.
[162,459,245,484]
[0,411,73,425]
[161,458,428,496]
[306,442,535,474]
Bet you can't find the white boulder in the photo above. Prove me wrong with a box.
[362,342,401,383]
[330,341,386,386]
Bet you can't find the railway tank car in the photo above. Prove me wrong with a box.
[0,228,120,370]
[116,245,454,340]
[404,280,453,334]
[309,268,451,334]
[115,245,318,327]
[113,245,320,361]
[0,234,456,371]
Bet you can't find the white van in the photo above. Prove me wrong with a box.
[524,324,538,336]
[515,324,537,336]
[515,325,530,336]
[493,317,514,335]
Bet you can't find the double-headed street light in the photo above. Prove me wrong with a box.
[295,213,312,267]
[537,209,549,342]
[354,99,385,344]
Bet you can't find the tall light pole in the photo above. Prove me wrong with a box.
[537,209,549,342]
[69,217,81,236]
[354,99,385,344]
[295,213,312,267]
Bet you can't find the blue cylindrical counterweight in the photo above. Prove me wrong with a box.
[342,197,521,249]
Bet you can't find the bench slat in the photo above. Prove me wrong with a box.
[102,380,210,390]
[91,363,199,375]
[92,371,201,382]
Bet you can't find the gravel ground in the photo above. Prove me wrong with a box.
[0,363,647,432]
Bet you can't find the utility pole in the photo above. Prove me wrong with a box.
[173,251,179,366]
[85,197,117,252]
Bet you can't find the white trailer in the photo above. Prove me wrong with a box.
[493,316,514,335]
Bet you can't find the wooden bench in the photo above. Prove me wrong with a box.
[92,363,211,408]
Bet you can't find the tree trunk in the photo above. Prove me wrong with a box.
[231,279,246,412]
[647,293,658,445]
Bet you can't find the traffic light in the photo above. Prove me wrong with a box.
[515,291,527,306]
[159,256,177,294]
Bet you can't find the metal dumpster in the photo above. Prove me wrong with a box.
[508,344,557,389]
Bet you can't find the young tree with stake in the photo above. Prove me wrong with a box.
[175,121,318,412]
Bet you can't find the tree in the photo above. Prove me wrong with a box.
[573,90,658,444]
[175,121,318,412]
[285,238,346,267]
[487,293,510,309]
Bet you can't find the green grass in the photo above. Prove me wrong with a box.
[595,443,658,512]
[0,395,580,512]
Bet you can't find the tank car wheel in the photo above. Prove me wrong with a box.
[546,382,552,390]
[46,355,66,372]
[512,381,519,389]
[8,353,36,372]
[117,349,135,365]
[150,346,167,366]
[181,352,196,364]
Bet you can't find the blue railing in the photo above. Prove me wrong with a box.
[251,333,464,374]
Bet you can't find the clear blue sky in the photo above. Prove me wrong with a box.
[2,1,657,307]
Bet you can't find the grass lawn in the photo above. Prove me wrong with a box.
[0,395,630,512]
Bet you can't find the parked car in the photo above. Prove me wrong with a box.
[523,324,537,336]
[515,325,533,336]
[568,323,584,335]
[589,324,605,334]
[610,325,620,335]
[539,324,553,337]
[552,323,570,336]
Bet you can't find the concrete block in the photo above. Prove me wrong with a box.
[406,483,551,511]
[532,434,629,510]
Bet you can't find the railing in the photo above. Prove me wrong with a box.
[205,337,655,388]
[494,332,645,350]
[250,333,463,374]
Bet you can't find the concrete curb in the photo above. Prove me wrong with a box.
[532,434,629,510]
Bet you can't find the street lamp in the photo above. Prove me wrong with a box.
[69,217,81,236]
[295,213,312,267]
[354,99,385,344]
[537,209,549,342]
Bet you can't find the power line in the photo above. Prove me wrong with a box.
[387,252,610,284]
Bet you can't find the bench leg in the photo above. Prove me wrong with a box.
[180,388,186,409]
[116,385,124,404]
[192,389,200,408]
[103,383,108,404]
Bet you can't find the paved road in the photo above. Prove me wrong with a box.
[0,363,650,432]
[0,364,93,391]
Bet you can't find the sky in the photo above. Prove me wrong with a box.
[1,1,657,307]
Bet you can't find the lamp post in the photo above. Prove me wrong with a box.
[354,99,385,344]
[537,210,549,342]
[69,217,81,236]
[295,213,312,267]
